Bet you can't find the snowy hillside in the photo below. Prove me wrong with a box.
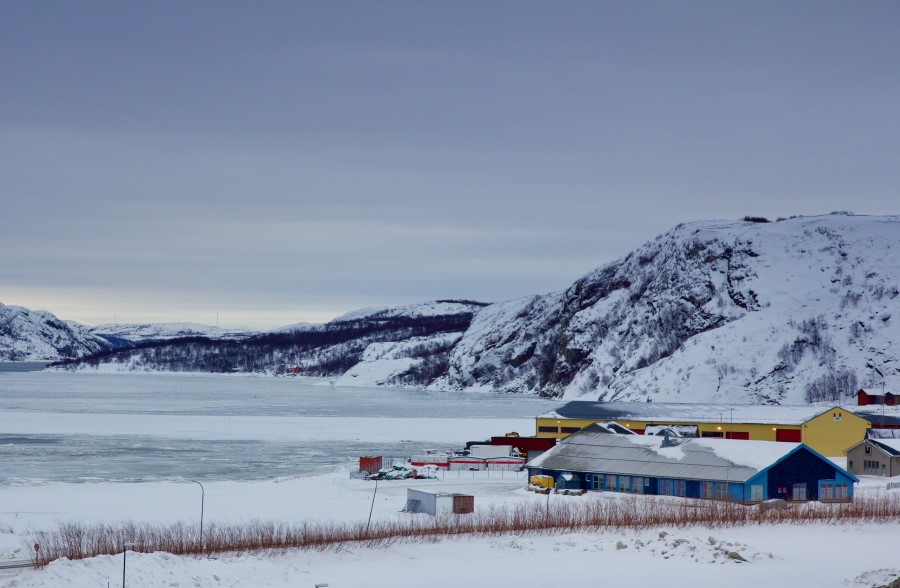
[58,300,484,381]
[89,322,256,343]
[434,214,900,401]
[0,303,111,361]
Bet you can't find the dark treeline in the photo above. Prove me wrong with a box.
[53,314,474,380]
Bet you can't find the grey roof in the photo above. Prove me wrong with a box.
[527,424,787,483]
[541,401,842,425]
[857,413,900,427]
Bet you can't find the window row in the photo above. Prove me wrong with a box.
[588,474,647,494]
[700,481,729,500]
[819,482,849,501]
[863,460,884,475]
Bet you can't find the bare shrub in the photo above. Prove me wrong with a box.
[805,368,858,403]
[26,495,900,568]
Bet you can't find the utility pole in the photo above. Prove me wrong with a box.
[874,367,886,429]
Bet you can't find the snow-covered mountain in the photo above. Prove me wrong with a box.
[433,214,899,401]
[89,322,256,344]
[0,303,112,361]
[19,214,900,405]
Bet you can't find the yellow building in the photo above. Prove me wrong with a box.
[535,401,870,457]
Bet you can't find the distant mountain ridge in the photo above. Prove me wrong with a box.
[8,214,900,405]
[89,322,257,344]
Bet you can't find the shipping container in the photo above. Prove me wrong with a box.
[468,444,512,458]
[411,453,450,468]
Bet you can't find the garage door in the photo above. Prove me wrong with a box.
[775,429,801,442]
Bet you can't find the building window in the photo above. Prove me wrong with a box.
[592,474,603,491]
[632,477,645,494]
[701,481,713,499]
[864,459,883,474]
[750,485,763,502]
[715,482,729,500]
[538,426,557,433]
[560,427,581,434]
[792,483,807,501]
[661,479,686,497]
[701,431,724,438]
[865,445,872,455]
[605,475,617,491]
[836,484,849,500]
[620,476,631,493]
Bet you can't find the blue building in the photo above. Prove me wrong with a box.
[527,423,858,503]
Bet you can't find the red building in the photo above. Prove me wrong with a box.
[857,389,895,406]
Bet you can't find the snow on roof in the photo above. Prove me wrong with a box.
[528,424,816,482]
[689,437,799,471]
[868,439,900,456]
[540,401,848,425]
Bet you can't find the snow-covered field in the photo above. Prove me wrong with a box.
[2,471,899,588]
[1,373,899,587]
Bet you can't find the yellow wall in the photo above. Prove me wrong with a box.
[803,407,870,457]
[535,407,870,457]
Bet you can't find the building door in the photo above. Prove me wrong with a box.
[775,429,802,442]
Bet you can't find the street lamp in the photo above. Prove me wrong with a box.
[122,541,135,588]
[190,480,205,554]
[365,477,378,539]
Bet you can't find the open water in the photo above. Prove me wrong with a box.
[0,371,559,485]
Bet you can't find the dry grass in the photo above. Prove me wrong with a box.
[27,494,900,568]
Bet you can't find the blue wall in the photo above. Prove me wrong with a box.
[766,447,852,501]
[534,446,855,502]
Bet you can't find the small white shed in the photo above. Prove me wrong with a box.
[403,489,474,516]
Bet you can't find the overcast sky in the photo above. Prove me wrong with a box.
[1,2,897,329]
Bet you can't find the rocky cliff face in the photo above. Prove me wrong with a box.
[433,214,899,402]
